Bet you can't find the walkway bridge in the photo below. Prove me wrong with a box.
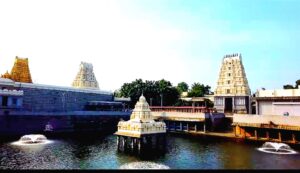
[150,106,225,132]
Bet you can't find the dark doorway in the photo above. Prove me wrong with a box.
[224,98,232,113]
[2,96,8,106]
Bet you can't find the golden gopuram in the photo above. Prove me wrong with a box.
[1,56,33,83]
[214,53,251,114]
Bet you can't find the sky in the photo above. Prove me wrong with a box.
[0,0,299,93]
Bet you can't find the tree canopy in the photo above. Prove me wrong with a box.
[115,79,180,108]
[283,84,294,89]
[188,83,211,97]
[115,79,213,108]
[296,79,300,88]
[176,82,189,94]
[282,79,300,89]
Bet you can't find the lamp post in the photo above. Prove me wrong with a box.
[150,98,153,106]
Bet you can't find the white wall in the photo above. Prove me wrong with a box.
[258,101,300,116]
[233,114,300,126]
[258,101,273,115]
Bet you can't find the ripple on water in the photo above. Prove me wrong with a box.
[119,161,170,169]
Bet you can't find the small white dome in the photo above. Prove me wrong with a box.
[139,94,146,102]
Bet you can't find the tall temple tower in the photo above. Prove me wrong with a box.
[1,56,33,83]
[72,62,99,89]
[214,53,251,114]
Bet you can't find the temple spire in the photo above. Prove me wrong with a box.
[72,62,99,89]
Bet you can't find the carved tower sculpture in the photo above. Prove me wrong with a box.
[214,53,251,114]
[72,62,99,89]
[115,94,166,153]
[1,56,33,83]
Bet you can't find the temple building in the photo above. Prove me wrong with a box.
[253,87,300,116]
[214,53,251,114]
[115,94,166,153]
[72,62,99,89]
[1,56,32,83]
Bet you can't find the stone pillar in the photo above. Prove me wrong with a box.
[180,122,183,131]
[130,138,134,151]
[223,97,225,113]
[248,96,251,114]
[254,129,258,140]
[266,131,269,140]
[166,121,169,131]
[278,132,282,142]
[232,97,235,113]
[17,98,23,107]
[292,134,296,144]
[194,124,197,132]
[203,123,206,133]
[7,97,13,106]
[124,137,128,150]
[117,136,120,150]
[255,101,258,115]
[186,123,189,131]
[242,128,246,139]
[120,136,125,151]
[137,138,141,154]
[234,126,237,136]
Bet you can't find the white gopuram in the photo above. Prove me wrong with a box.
[214,53,251,114]
[115,94,166,153]
[72,62,99,90]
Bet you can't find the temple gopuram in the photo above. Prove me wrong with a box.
[214,53,251,114]
[72,62,99,90]
[1,56,32,83]
[115,94,166,154]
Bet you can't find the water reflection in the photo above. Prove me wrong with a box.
[0,134,300,169]
[218,141,253,169]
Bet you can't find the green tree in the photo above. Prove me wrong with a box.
[204,99,214,108]
[176,82,189,94]
[295,79,300,89]
[188,83,211,97]
[283,84,294,89]
[117,79,179,108]
[113,89,122,97]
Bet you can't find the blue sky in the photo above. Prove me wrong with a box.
[0,0,299,92]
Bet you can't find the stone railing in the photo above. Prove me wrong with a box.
[150,106,214,113]
[233,114,300,127]
[0,89,24,96]
[152,112,207,122]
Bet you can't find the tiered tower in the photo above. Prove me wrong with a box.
[1,71,11,79]
[214,53,251,114]
[72,62,99,89]
[115,94,166,153]
[1,56,33,83]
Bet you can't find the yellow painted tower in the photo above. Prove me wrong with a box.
[1,56,33,83]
